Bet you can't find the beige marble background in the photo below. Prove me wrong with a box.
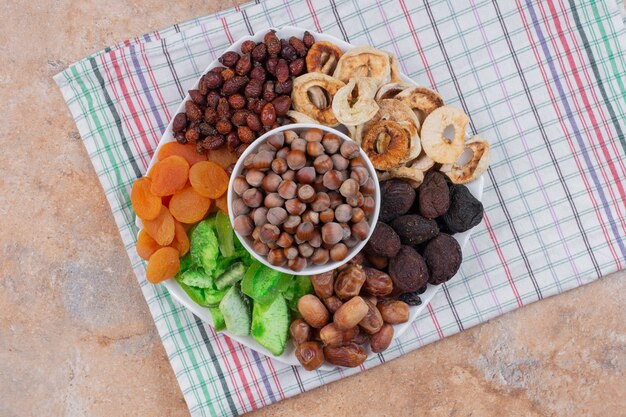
[1,1,624,416]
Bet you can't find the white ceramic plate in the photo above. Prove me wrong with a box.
[137,26,484,369]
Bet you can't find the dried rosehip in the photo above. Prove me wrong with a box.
[235,143,249,157]
[246,112,262,131]
[261,103,277,127]
[274,78,293,95]
[289,36,307,57]
[200,135,226,150]
[262,81,276,102]
[244,79,263,98]
[238,126,255,144]
[418,171,450,219]
[206,91,220,109]
[222,75,249,95]
[250,65,267,82]
[219,51,240,67]
[241,39,256,54]
[272,95,291,117]
[185,101,202,122]
[423,234,461,285]
[189,90,206,106]
[364,222,401,258]
[265,57,279,75]
[379,179,415,222]
[172,113,187,133]
[221,68,235,81]
[204,71,223,89]
[216,119,232,135]
[280,41,298,61]
[265,31,281,56]
[185,127,199,144]
[441,184,484,233]
[228,94,246,110]
[252,42,267,62]
[231,109,250,126]
[388,245,429,293]
[174,132,186,144]
[303,31,315,48]
[198,75,209,95]
[226,131,241,150]
[236,53,252,76]
[247,98,267,115]
[390,214,439,245]
[275,59,289,83]
[198,122,217,137]
[216,98,231,119]
[204,107,217,124]
[289,58,305,76]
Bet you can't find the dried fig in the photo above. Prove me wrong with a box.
[418,171,450,219]
[364,222,401,258]
[423,233,462,285]
[388,245,429,293]
[379,179,415,222]
[390,214,439,245]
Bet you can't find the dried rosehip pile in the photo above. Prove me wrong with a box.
[171,30,316,158]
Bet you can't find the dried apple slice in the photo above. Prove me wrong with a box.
[333,46,391,85]
[387,52,403,83]
[286,110,318,124]
[375,82,412,101]
[421,106,468,164]
[377,165,425,188]
[332,77,379,126]
[396,86,444,126]
[362,120,410,170]
[440,136,490,184]
[306,41,344,75]
[292,73,345,126]
[410,152,435,172]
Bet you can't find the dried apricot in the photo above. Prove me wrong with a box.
[169,186,212,223]
[206,146,238,169]
[189,161,229,199]
[170,221,190,256]
[158,141,207,166]
[146,247,180,283]
[215,193,229,215]
[142,205,176,246]
[136,229,163,260]
[150,155,190,196]
[131,177,161,220]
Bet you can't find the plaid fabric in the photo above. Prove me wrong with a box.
[55,0,626,415]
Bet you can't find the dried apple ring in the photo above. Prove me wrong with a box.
[377,165,425,188]
[333,46,391,85]
[440,136,491,184]
[410,152,435,172]
[286,110,318,124]
[421,106,468,164]
[292,73,345,126]
[331,77,379,126]
[387,52,403,83]
[396,86,444,125]
[306,41,344,75]
[375,82,412,101]
[362,120,410,170]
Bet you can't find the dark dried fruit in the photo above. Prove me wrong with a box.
[204,107,217,124]
[210,66,226,74]
[206,91,220,109]
[262,81,276,102]
[235,143,249,157]
[200,135,226,151]
[274,78,293,95]
[280,41,298,61]
[246,112,262,132]
[235,53,252,75]
[289,58,305,76]
[222,75,249,95]
[275,59,289,83]
[364,222,401,258]
[185,128,200,143]
[241,39,256,54]
[244,78,263,98]
[379,179,416,222]
[216,98,231,119]
[231,109,250,126]
[265,31,281,56]
[185,101,202,122]
[303,31,315,48]
[221,68,235,81]
[204,71,223,89]
[226,131,241,150]
[198,75,209,95]
[219,51,240,67]
[289,36,307,57]
[250,65,267,82]
[189,89,206,106]
[388,245,429,293]
[215,119,232,135]
[237,126,255,144]
[423,234,462,285]
[390,214,439,245]
[248,98,267,114]
[418,171,450,219]
[272,95,291,117]
[265,57,279,75]
[198,122,217,137]
[252,42,267,62]
[174,132,186,144]
[228,94,246,110]
[172,113,187,133]
[398,291,422,306]
[261,103,277,127]
[441,184,484,233]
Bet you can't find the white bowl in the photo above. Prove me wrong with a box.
[227,123,380,276]
[136,25,484,369]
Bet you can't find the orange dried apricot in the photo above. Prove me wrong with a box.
[158,141,207,166]
[207,146,238,169]
[146,247,180,283]
[169,186,212,224]
[215,193,229,215]
[131,177,161,220]
[136,229,163,260]
[170,221,190,256]
[189,161,229,199]
[150,155,189,196]
[142,205,176,246]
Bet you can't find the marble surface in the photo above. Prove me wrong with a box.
[1,1,624,416]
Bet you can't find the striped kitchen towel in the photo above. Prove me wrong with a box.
[54,0,626,415]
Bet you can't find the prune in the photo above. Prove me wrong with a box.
[390,214,439,245]
[379,179,415,222]
[398,291,422,306]
[364,222,401,258]
[442,184,484,233]
[418,171,450,219]
[423,234,462,285]
[388,245,429,293]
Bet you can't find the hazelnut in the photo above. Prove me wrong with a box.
[259,224,280,243]
[284,130,298,144]
[309,230,322,248]
[276,231,294,248]
[252,150,275,170]
[311,248,330,265]
[298,243,314,258]
[322,222,343,245]
[252,239,270,256]
[296,166,316,184]
[232,197,250,216]
[312,175,327,193]
[340,223,352,240]
[313,154,333,174]
[343,235,360,248]
[296,221,315,242]
[243,153,256,169]
[284,246,299,260]
[242,188,263,208]
[302,210,320,225]
[233,215,254,236]
[347,192,364,208]
[253,206,268,226]
[245,169,265,187]
[334,204,352,223]
[262,172,282,192]
[322,170,343,190]
[264,192,285,208]
[331,154,349,171]
[328,191,343,208]
[288,257,307,272]
[350,166,369,186]
[286,150,306,170]
[297,184,316,203]
[310,192,331,212]
[282,169,296,181]
[306,141,325,157]
[252,226,261,241]
[330,243,348,262]
[350,156,367,167]
[340,140,360,159]
[351,207,365,223]
[322,133,341,154]
[271,158,288,175]
[285,198,306,215]
[283,215,301,234]
[361,177,376,196]
[276,146,290,159]
[363,196,375,215]
[351,220,370,240]
[267,133,285,149]
[339,178,359,198]
[303,128,323,142]
[233,176,250,196]
[267,207,288,225]
[267,248,286,266]
[278,179,297,199]
[290,137,307,152]
[320,208,335,223]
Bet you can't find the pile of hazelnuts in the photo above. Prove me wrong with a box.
[231,128,377,272]
[171,30,315,157]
